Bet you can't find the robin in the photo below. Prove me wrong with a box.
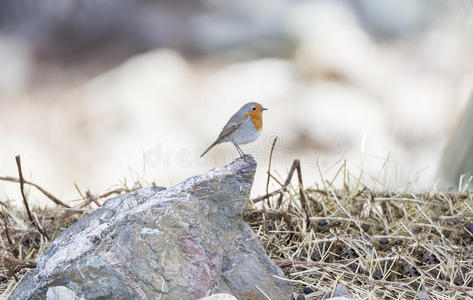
[200,102,268,158]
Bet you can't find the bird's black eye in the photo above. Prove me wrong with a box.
[252,107,256,111]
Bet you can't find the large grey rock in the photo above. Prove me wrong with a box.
[12,156,293,300]
[322,283,352,299]
[199,294,237,300]
[45,286,80,300]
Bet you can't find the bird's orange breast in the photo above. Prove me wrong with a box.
[244,109,263,131]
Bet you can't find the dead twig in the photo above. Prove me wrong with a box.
[97,188,130,199]
[75,183,130,208]
[73,182,86,200]
[251,187,286,204]
[84,191,101,208]
[276,160,299,209]
[276,160,310,221]
[265,137,278,208]
[275,259,338,281]
[1,212,15,252]
[15,155,49,240]
[294,159,311,221]
[251,159,311,225]
[0,177,69,208]
[0,254,37,280]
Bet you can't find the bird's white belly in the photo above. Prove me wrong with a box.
[232,118,262,145]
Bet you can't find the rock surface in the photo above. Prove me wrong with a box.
[12,155,293,300]
[45,286,80,300]
[416,289,432,300]
[199,294,238,300]
[322,283,352,299]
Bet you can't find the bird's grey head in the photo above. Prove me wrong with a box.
[239,102,268,113]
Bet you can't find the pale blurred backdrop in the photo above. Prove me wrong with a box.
[1,0,473,206]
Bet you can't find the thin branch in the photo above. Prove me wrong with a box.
[251,187,286,203]
[275,259,338,281]
[276,160,299,208]
[15,155,49,240]
[85,191,101,208]
[251,159,309,212]
[295,159,311,222]
[0,177,70,208]
[265,137,278,208]
[97,188,130,199]
[1,212,14,250]
[73,182,86,200]
[0,253,37,279]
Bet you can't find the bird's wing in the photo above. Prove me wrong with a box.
[200,119,243,158]
[200,110,248,158]
[217,111,248,141]
[216,121,242,142]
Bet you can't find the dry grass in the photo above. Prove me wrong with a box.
[0,158,472,299]
[0,155,144,298]
[245,188,473,299]
[0,204,87,297]
[244,160,473,299]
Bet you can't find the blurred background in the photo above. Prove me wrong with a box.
[1,0,473,206]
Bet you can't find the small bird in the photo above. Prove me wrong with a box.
[201,102,268,158]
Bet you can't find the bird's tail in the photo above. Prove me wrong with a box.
[200,141,218,158]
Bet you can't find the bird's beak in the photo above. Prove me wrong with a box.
[262,107,268,111]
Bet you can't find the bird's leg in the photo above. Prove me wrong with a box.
[233,143,244,158]
[233,143,242,157]
[236,144,246,158]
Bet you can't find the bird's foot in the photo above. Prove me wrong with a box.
[240,154,252,160]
